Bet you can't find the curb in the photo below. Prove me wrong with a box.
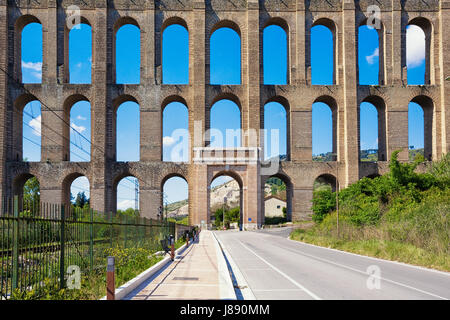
[100,243,188,300]
[212,231,256,300]
[210,231,237,300]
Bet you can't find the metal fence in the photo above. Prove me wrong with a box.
[0,196,180,300]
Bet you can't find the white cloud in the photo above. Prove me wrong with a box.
[70,122,86,133]
[76,115,87,121]
[117,200,134,210]
[163,136,175,146]
[22,61,42,71]
[366,48,379,65]
[29,115,41,136]
[407,25,426,68]
[75,62,83,68]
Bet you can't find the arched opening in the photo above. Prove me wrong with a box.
[68,23,92,83]
[263,175,292,224]
[210,174,242,230]
[358,24,379,85]
[12,174,40,214]
[312,173,338,222]
[22,100,42,162]
[311,20,335,85]
[263,101,287,161]
[359,102,379,161]
[409,96,433,161]
[115,23,140,84]
[163,101,189,162]
[209,99,241,147]
[406,18,431,85]
[67,175,90,218]
[263,24,288,85]
[69,100,91,162]
[162,24,189,84]
[115,176,139,216]
[210,26,241,85]
[162,176,189,224]
[116,101,140,161]
[360,96,387,161]
[21,22,42,83]
[312,98,337,161]
[314,174,337,194]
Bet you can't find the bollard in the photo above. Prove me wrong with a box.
[170,235,175,261]
[186,232,189,247]
[107,256,115,300]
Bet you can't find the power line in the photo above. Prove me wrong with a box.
[1,66,157,207]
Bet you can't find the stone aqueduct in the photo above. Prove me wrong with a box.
[0,0,449,229]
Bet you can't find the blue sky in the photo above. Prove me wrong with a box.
[20,21,427,207]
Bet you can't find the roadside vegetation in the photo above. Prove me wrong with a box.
[213,207,240,229]
[10,237,186,300]
[291,151,450,272]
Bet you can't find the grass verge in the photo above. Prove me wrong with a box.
[290,227,449,272]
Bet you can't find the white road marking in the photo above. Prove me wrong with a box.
[277,242,449,300]
[286,237,450,277]
[238,240,322,300]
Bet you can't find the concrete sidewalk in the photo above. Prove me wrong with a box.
[124,230,235,300]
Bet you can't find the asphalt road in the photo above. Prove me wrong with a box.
[214,228,450,300]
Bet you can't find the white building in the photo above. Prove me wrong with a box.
[264,196,286,217]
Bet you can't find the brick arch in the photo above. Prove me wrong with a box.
[262,172,293,221]
[112,95,140,161]
[112,94,140,112]
[113,16,140,34]
[356,17,385,85]
[210,171,244,189]
[360,95,387,161]
[14,15,42,83]
[314,173,338,193]
[262,96,291,161]
[162,95,189,111]
[310,17,338,85]
[313,95,338,160]
[209,19,241,37]
[65,19,93,84]
[13,94,41,162]
[161,173,188,191]
[210,92,242,111]
[207,19,242,85]
[312,17,337,33]
[112,17,141,84]
[207,94,242,147]
[261,19,290,85]
[209,170,244,224]
[61,172,90,206]
[162,16,189,32]
[410,95,434,161]
[12,172,39,198]
[113,172,139,190]
[262,16,289,32]
[405,17,434,85]
[63,94,91,161]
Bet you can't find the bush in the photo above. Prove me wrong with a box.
[311,189,335,223]
[306,151,450,265]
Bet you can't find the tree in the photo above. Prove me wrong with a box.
[23,177,40,204]
[74,191,89,208]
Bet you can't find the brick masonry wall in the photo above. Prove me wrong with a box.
[0,0,448,227]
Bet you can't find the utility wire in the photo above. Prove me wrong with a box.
[1,66,158,203]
